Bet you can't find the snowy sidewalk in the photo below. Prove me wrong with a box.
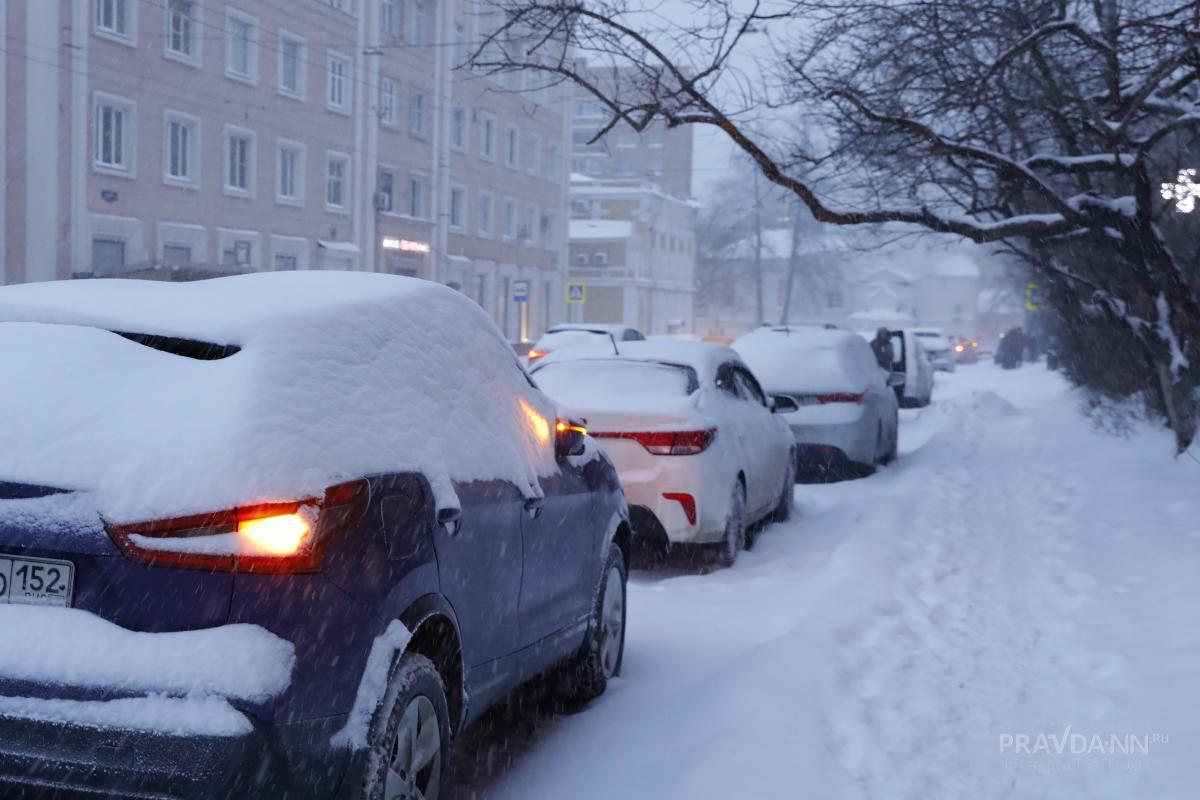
[462,363,1199,800]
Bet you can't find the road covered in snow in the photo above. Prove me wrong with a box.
[454,362,1199,800]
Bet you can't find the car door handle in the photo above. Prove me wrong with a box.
[524,497,545,519]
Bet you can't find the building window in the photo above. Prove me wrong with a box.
[410,92,427,135]
[225,10,257,82]
[377,169,395,212]
[449,185,465,229]
[503,125,519,168]
[543,212,557,247]
[478,192,493,236]
[327,0,348,11]
[279,33,305,97]
[274,254,298,270]
[326,152,350,209]
[94,97,132,171]
[380,79,398,124]
[575,252,589,267]
[523,205,537,244]
[225,128,255,194]
[277,140,303,203]
[504,199,516,239]
[411,1,426,46]
[381,0,400,37]
[222,240,254,268]
[545,141,560,181]
[480,114,496,160]
[166,0,196,59]
[92,237,126,274]
[162,244,192,265]
[525,134,540,175]
[453,22,467,65]
[164,113,197,184]
[409,176,425,219]
[96,0,131,39]
[451,107,467,151]
[327,53,350,112]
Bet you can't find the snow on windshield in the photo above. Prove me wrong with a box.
[0,273,557,522]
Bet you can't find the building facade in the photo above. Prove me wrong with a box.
[566,70,696,334]
[1,0,571,341]
[567,176,695,335]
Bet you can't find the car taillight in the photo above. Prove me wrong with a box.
[106,480,368,573]
[662,492,697,524]
[593,429,716,455]
[527,349,547,361]
[817,391,867,404]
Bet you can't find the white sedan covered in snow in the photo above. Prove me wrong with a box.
[733,327,900,477]
[532,341,795,566]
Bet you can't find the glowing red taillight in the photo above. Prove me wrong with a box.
[527,349,548,361]
[817,391,867,404]
[106,480,368,574]
[593,429,716,455]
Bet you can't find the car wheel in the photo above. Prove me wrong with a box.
[771,456,796,522]
[881,420,899,465]
[361,653,451,800]
[558,543,627,704]
[715,483,746,567]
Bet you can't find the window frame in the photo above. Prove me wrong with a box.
[379,78,399,126]
[223,124,257,198]
[545,141,560,181]
[162,110,200,188]
[224,8,259,84]
[95,0,136,45]
[503,124,520,169]
[163,0,199,65]
[276,138,305,206]
[450,106,468,153]
[93,92,136,177]
[448,183,467,231]
[503,198,517,240]
[409,174,428,220]
[325,151,351,212]
[409,90,428,137]
[477,190,494,237]
[525,133,541,176]
[277,30,307,100]
[326,50,352,114]
[479,113,497,161]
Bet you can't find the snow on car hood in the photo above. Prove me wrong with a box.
[0,273,557,523]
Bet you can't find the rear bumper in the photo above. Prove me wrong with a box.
[0,712,351,799]
[787,419,874,466]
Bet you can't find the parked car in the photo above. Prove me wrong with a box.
[953,337,981,364]
[527,324,646,364]
[532,341,795,567]
[733,327,901,478]
[891,330,935,408]
[913,328,956,372]
[0,272,630,800]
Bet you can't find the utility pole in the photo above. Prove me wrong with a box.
[753,170,764,325]
[779,202,803,325]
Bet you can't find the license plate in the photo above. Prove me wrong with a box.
[0,554,74,607]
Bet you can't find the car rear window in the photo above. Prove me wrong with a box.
[534,360,697,399]
[114,331,241,360]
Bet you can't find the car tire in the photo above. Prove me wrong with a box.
[360,653,451,800]
[558,543,627,704]
[771,456,796,523]
[881,421,899,465]
[715,483,747,567]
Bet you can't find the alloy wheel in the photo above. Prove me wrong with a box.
[384,695,442,800]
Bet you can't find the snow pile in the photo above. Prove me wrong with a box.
[0,273,558,522]
[0,694,252,737]
[956,389,1021,418]
[0,606,295,702]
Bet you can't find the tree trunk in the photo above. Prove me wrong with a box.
[1156,362,1198,454]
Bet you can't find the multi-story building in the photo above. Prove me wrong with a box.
[566,69,696,333]
[567,175,695,335]
[1,0,571,342]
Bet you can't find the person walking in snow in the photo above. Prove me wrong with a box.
[871,327,895,371]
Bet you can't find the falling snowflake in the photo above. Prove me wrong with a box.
[1161,168,1200,213]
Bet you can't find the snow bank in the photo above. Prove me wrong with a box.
[0,273,558,522]
[956,389,1021,418]
[0,606,294,703]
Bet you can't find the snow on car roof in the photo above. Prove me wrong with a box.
[534,339,741,385]
[732,326,881,393]
[0,272,556,522]
[546,323,637,335]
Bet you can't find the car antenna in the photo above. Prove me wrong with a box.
[608,333,620,355]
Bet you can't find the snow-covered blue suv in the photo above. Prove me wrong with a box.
[0,273,630,799]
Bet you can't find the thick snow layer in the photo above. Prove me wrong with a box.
[0,693,251,737]
[332,620,413,750]
[537,339,742,389]
[0,273,557,521]
[455,363,1198,800]
[0,606,295,703]
[732,327,883,394]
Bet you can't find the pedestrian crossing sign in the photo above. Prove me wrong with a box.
[566,282,587,304]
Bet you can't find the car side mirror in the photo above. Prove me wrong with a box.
[887,371,906,388]
[555,419,588,459]
[770,394,800,414]
[437,507,462,537]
